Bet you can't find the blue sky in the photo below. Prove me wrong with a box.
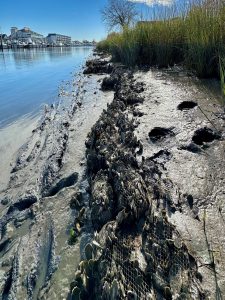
[1,0,177,41]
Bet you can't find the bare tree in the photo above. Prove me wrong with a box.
[101,0,138,31]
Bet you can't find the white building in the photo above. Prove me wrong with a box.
[46,33,71,46]
[10,27,45,44]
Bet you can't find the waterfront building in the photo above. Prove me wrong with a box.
[82,40,94,46]
[72,40,82,46]
[10,27,45,45]
[46,33,71,46]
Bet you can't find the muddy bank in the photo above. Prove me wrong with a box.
[70,59,225,299]
[0,58,114,299]
[1,53,225,300]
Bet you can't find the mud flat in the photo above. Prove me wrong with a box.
[0,59,114,299]
[69,59,225,299]
[1,54,225,300]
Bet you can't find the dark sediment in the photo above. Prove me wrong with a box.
[192,127,221,145]
[149,127,175,143]
[69,59,205,299]
[177,101,198,110]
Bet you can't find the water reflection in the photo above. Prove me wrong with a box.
[0,50,6,70]
[0,47,92,128]
[0,47,94,69]
[48,47,72,59]
[12,48,48,67]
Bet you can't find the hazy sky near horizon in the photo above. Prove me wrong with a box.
[1,0,177,41]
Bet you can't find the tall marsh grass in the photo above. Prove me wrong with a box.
[97,0,225,81]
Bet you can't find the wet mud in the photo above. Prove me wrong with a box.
[69,60,225,299]
[1,53,225,300]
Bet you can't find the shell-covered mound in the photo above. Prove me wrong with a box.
[70,62,205,300]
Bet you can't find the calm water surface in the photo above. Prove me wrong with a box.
[0,47,93,128]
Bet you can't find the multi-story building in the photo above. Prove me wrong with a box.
[9,27,73,47]
[10,27,45,44]
[46,33,71,46]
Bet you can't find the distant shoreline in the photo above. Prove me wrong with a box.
[0,44,95,50]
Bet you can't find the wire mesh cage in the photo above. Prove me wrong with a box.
[101,214,193,299]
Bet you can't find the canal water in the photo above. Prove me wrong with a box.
[0,47,92,128]
[0,47,92,191]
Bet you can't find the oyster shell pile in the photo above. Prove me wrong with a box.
[70,60,205,300]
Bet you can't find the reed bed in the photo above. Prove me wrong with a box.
[97,0,225,85]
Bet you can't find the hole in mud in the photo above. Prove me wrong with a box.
[192,127,220,145]
[7,195,37,214]
[45,172,78,197]
[177,101,197,110]
[187,195,194,209]
[148,127,175,143]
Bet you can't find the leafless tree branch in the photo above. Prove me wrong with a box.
[101,0,138,31]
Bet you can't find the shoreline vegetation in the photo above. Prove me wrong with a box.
[97,0,225,95]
